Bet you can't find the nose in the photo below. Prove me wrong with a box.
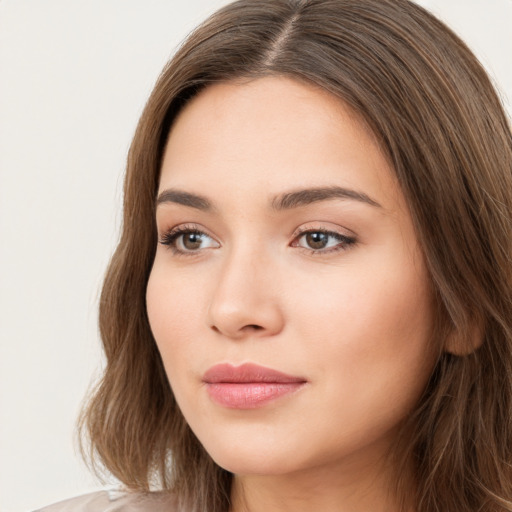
[207,245,285,339]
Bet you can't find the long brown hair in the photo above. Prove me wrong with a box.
[80,1,512,511]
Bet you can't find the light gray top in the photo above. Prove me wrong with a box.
[34,490,179,512]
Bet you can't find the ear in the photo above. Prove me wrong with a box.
[444,315,485,356]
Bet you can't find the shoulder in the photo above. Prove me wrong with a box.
[34,489,180,512]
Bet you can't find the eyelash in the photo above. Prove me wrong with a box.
[291,227,356,254]
[158,224,214,256]
[158,225,356,256]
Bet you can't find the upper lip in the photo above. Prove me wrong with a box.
[203,363,306,384]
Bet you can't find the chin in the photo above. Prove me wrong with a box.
[198,431,305,476]
[209,451,298,476]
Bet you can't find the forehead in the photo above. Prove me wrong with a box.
[159,76,403,214]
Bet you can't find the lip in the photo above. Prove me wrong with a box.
[203,363,307,409]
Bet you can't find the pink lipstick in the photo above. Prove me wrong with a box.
[203,363,307,409]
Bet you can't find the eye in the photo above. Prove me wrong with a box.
[292,229,356,253]
[159,226,220,255]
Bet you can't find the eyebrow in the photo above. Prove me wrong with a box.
[271,186,382,210]
[156,189,213,211]
[155,185,382,212]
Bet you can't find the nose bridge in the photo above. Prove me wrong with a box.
[207,238,284,338]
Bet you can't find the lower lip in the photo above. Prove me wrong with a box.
[205,382,305,409]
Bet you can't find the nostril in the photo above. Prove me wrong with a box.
[209,323,264,334]
[245,324,263,330]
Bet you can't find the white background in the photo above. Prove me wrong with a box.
[0,1,511,511]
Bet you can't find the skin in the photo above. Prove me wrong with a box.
[146,76,438,512]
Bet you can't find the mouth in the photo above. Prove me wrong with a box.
[202,363,307,409]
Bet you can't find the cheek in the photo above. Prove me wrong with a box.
[146,263,204,378]
[289,250,436,404]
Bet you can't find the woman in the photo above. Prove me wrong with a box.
[38,0,512,511]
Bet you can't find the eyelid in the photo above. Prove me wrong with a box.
[291,222,356,240]
[158,223,220,255]
[157,221,356,256]
[290,224,357,254]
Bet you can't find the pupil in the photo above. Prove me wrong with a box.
[306,232,328,249]
[183,233,202,250]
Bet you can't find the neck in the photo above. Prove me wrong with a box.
[229,448,415,512]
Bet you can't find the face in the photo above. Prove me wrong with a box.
[146,76,437,478]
